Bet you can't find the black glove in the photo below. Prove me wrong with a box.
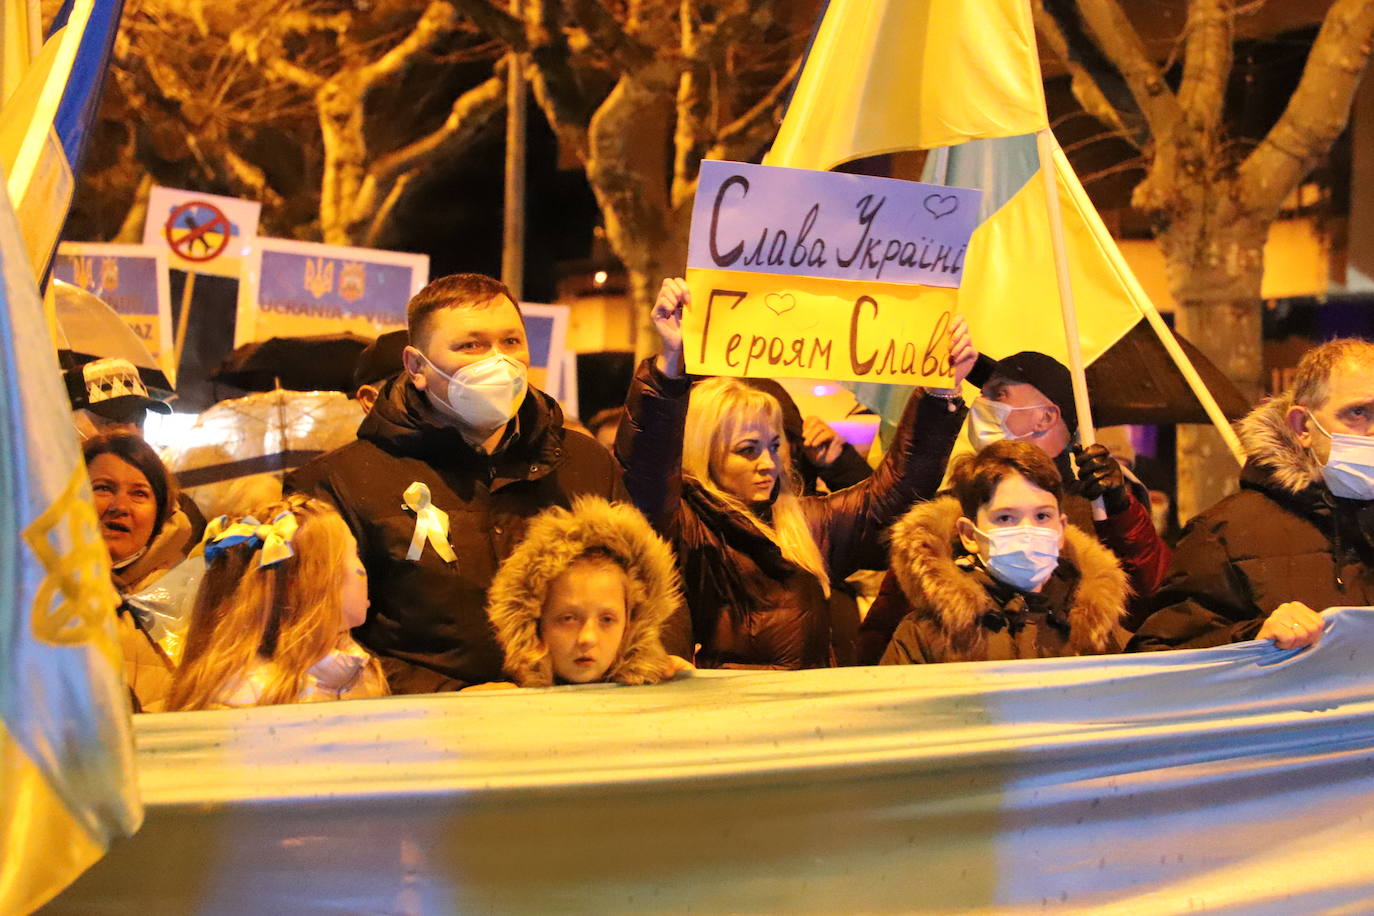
[1072,443,1130,514]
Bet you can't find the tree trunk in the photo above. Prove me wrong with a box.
[1154,203,1267,526]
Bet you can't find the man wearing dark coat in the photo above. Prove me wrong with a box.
[1130,338,1374,652]
[289,274,675,693]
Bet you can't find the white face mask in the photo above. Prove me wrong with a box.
[419,352,528,436]
[1308,410,1374,501]
[969,522,1061,592]
[967,397,1054,451]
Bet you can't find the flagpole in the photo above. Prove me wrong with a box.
[1034,128,1105,520]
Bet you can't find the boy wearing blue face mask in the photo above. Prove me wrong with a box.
[880,440,1130,665]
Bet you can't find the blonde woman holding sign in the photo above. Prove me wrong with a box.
[615,277,975,669]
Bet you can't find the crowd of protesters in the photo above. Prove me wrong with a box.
[75,271,1374,711]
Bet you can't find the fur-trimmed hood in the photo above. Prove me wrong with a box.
[486,497,683,687]
[887,496,1129,658]
[1236,395,1324,495]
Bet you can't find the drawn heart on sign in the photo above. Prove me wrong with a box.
[923,194,959,219]
[765,292,796,316]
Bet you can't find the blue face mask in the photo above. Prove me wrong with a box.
[1307,410,1374,501]
[970,522,1061,592]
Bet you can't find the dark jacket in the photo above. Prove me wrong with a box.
[1130,396,1374,651]
[879,496,1129,664]
[616,359,965,669]
[288,374,657,693]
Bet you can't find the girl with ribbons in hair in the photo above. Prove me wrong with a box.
[167,495,388,710]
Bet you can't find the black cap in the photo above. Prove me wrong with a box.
[987,351,1078,433]
[352,329,409,391]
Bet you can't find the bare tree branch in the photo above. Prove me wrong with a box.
[451,0,529,50]
[359,2,458,87]
[1034,1,1138,147]
[708,53,800,162]
[1071,0,1182,139]
[567,0,652,72]
[1176,0,1233,137]
[1239,0,1374,216]
[367,74,506,187]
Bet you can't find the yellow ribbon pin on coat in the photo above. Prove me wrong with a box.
[403,482,457,563]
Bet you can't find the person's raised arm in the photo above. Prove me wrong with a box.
[614,278,693,527]
[812,316,975,577]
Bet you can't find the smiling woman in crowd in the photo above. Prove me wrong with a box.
[84,432,197,711]
[615,278,973,669]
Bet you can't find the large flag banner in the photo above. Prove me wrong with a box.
[142,186,261,280]
[520,302,570,402]
[235,238,429,346]
[44,608,1374,913]
[766,0,1047,170]
[683,160,980,385]
[52,242,175,383]
[0,175,140,911]
[0,0,126,277]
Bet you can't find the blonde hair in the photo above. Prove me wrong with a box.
[168,495,369,710]
[682,377,829,595]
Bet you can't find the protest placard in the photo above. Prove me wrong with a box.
[684,161,981,385]
[143,187,261,279]
[520,302,570,402]
[236,239,429,346]
[51,242,174,382]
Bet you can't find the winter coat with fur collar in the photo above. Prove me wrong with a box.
[1130,396,1374,651]
[880,496,1129,664]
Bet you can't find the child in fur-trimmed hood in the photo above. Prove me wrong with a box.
[486,497,691,686]
[881,440,1130,665]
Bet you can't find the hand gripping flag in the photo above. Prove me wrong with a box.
[0,175,141,910]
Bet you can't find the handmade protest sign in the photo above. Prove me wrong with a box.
[236,238,429,346]
[684,161,980,384]
[52,242,174,382]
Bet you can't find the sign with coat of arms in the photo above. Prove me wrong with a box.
[235,239,429,346]
[51,242,175,381]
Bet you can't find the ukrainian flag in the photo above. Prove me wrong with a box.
[0,2,141,910]
[766,0,1143,433]
[0,0,126,280]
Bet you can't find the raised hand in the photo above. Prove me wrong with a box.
[948,315,976,389]
[802,415,846,468]
[653,277,689,378]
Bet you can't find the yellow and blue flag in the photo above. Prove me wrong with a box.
[0,0,126,279]
[0,114,140,916]
[766,0,1146,435]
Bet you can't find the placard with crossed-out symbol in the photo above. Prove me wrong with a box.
[164,201,233,263]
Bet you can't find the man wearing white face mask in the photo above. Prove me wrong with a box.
[880,440,1129,664]
[289,274,678,694]
[1131,338,1374,653]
